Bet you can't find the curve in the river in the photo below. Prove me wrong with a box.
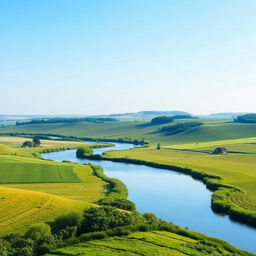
[42,142,256,253]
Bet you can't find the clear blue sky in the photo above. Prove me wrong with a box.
[1,0,256,115]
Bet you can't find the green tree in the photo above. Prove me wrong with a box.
[53,211,83,232]
[143,213,159,225]
[22,141,34,148]
[32,137,41,147]
[157,143,161,150]
[0,239,11,256]
[81,206,143,233]
[76,147,93,158]
[25,223,51,240]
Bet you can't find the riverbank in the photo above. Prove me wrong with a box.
[41,148,256,253]
[86,153,256,228]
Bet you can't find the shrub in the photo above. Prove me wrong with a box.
[79,231,107,242]
[143,213,159,225]
[76,147,93,158]
[22,141,34,148]
[80,206,143,233]
[34,235,57,255]
[25,224,51,240]
[53,211,83,232]
[99,198,136,211]
[0,239,11,256]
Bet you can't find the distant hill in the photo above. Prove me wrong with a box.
[209,112,249,118]
[138,110,190,116]
[101,111,192,121]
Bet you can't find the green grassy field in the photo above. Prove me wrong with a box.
[0,155,81,183]
[1,120,256,254]
[4,120,255,225]
[2,120,256,145]
[0,137,108,235]
[45,230,252,256]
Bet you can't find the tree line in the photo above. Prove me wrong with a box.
[234,113,256,123]
[16,117,118,126]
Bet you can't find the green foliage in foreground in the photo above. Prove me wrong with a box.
[47,221,253,256]
[25,224,51,241]
[0,205,251,256]
[80,206,143,233]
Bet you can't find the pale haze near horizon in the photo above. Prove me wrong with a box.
[1,0,256,115]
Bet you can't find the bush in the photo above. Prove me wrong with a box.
[80,206,143,233]
[25,224,51,240]
[0,239,11,256]
[14,246,34,256]
[57,226,78,240]
[34,235,57,255]
[22,141,34,148]
[76,147,93,158]
[99,198,136,211]
[143,213,159,225]
[53,212,83,232]
[79,231,107,242]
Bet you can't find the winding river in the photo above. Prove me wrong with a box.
[42,142,256,253]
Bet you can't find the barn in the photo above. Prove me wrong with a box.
[212,147,227,154]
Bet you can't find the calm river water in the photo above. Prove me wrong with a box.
[42,143,256,253]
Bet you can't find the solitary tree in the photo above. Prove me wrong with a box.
[157,143,161,150]
[22,141,34,148]
[33,137,41,147]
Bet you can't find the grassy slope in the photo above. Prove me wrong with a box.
[0,186,89,235]
[45,230,252,256]
[0,138,108,235]
[2,120,256,145]
[2,163,106,202]
[0,155,81,183]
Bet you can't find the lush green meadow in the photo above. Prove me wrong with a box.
[45,230,252,256]
[2,120,256,145]
[0,155,81,183]
[2,120,256,225]
[0,137,108,234]
[1,120,256,254]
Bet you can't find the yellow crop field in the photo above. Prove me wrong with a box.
[0,186,90,235]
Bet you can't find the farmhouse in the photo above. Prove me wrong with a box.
[212,147,227,154]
